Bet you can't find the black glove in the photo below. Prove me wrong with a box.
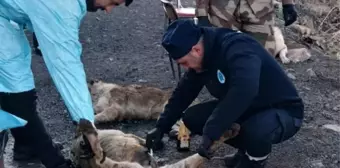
[145,128,164,151]
[197,16,212,27]
[282,4,297,26]
[197,135,213,159]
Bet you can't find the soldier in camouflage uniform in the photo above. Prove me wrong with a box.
[195,0,297,56]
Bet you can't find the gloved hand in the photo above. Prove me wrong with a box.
[197,16,212,27]
[197,135,213,159]
[146,128,164,151]
[282,4,297,26]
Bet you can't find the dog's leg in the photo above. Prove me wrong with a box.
[126,134,146,145]
[94,105,120,124]
[279,46,290,64]
[160,153,206,168]
[92,154,145,168]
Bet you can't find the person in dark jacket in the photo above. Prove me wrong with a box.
[145,19,304,168]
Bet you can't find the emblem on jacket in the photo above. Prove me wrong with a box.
[217,70,225,84]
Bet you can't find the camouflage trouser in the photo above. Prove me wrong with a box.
[0,130,9,161]
[207,0,277,56]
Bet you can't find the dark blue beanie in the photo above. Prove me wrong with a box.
[161,20,202,60]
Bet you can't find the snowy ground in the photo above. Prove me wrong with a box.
[3,0,340,168]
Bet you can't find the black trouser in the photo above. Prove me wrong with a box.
[182,100,303,157]
[0,130,9,168]
[0,89,66,168]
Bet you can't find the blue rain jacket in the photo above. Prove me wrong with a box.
[0,0,94,123]
[0,110,27,131]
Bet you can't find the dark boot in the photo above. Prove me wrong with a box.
[0,90,67,168]
[224,150,245,168]
[234,154,267,168]
[13,141,64,161]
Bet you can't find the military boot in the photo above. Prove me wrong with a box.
[224,150,245,168]
[234,154,267,168]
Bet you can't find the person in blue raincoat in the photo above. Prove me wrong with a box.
[0,0,133,168]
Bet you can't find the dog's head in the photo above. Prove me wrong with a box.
[87,79,101,91]
[70,119,105,168]
[87,79,107,99]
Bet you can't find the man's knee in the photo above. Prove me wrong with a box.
[181,101,218,135]
[182,110,204,135]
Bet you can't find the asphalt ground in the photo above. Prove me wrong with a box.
[3,0,340,167]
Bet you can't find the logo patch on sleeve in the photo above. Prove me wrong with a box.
[217,70,225,84]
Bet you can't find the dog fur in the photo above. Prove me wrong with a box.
[88,80,200,124]
[88,80,198,124]
[273,26,290,64]
[70,127,157,168]
[70,119,213,168]
[273,26,312,64]
[88,80,171,124]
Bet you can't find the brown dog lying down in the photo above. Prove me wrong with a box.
[88,80,200,124]
[87,79,199,147]
[70,119,240,168]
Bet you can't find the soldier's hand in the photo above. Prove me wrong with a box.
[197,135,213,159]
[282,4,297,26]
[197,16,212,27]
[146,128,164,151]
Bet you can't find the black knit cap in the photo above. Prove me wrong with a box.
[161,19,202,60]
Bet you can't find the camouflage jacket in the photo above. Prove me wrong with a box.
[195,0,294,20]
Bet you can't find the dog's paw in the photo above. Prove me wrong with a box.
[280,57,291,64]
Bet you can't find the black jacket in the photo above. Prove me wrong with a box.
[156,27,304,141]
